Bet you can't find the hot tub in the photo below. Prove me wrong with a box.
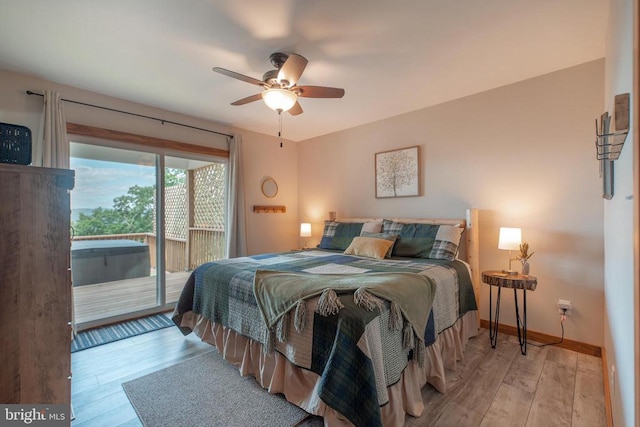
[71,239,151,286]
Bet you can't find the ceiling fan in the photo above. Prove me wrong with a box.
[212,52,345,116]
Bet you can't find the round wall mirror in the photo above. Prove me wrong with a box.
[261,177,278,198]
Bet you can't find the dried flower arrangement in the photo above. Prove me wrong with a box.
[518,242,534,263]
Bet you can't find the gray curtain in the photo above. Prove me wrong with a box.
[34,90,69,169]
[226,133,248,258]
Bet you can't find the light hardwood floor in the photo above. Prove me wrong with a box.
[70,326,606,427]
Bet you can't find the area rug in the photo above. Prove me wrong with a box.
[122,351,309,427]
[71,314,174,352]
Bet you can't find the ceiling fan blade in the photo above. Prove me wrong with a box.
[297,86,345,98]
[231,93,263,106]
[277,54,308,87]
[288,102,303,116]
[212,67,264,86]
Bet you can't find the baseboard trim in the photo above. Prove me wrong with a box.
[601,347,614,427]
[479,319,601,357]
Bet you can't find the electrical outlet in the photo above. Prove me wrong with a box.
[557,299,572,315]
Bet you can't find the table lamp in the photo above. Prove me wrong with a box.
[300,223,312,248]
[498,227,521,275]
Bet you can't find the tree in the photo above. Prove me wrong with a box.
[165,168,186,187]
[73,169,187,236]
[112,185,154,231]
[73,168,191,236]
[74,185,154,236]
[74,207,122,236]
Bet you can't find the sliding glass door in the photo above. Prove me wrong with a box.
[70,142,226,330]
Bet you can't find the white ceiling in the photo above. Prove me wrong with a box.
[0,0,609,142]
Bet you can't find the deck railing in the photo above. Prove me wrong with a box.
[188,228,226,270]
[72,228,225,273]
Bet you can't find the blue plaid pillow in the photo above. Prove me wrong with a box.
[428,225,464,260]
[382,220,462,260]
[318,221,364,250]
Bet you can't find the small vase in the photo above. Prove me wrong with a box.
[521,261,530,276]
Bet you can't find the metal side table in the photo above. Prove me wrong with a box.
[482,271,537,355]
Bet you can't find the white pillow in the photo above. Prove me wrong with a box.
[360,221,382,234]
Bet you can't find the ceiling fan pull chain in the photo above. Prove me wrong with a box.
[278,110,283,148]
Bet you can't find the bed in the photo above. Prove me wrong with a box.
[172,209,481,427]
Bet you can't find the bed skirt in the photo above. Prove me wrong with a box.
[178,310,479,427]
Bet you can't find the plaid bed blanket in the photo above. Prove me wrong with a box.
[173,250,477,427]
[253,270,436,345]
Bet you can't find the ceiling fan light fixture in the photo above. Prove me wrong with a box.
[261,88,297,112]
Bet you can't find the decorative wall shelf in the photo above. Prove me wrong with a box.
[253,205,286,213]
[595,93,629,161]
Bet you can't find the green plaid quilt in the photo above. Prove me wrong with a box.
[173,249,476,427]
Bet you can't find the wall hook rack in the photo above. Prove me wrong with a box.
[595,93,629,161]
[253,205,286,213]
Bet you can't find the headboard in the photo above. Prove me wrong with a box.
[333,208,480,310]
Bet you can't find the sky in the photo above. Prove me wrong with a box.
[70,158,156,210]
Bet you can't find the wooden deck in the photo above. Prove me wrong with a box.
[72,271,191,328]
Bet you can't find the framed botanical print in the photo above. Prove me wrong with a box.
[375,146,420,198]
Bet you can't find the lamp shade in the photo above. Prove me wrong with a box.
[262,88,298,112]
[498,227,521,250]
[300,223,312,237]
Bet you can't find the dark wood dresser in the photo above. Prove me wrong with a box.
[0,163,74,404]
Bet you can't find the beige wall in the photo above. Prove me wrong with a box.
[603,0,636,425]
[298,60,605,346]
[0,68,299,256]
[243,131,299,254]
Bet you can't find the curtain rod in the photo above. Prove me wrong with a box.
[26,90,233,139]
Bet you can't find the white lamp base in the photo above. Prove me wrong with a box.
[502,250,519,275]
